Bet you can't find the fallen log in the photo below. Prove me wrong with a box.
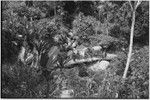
[47,57,113,71]
[64,57,103,67]
[105,53,118,60]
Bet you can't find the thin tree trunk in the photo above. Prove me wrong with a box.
[123,11,136,79]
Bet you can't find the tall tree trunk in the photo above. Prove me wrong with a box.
[123,1,141,79]
[123,11,135,79]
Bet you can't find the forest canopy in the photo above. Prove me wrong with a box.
[1,1,149,99]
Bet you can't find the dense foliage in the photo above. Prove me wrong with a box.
[1,1,149,99]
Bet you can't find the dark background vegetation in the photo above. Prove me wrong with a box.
[1,1,149,98]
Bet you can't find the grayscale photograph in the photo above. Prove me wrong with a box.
[1,0,149,99]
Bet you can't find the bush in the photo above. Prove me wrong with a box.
[2,62,43,98]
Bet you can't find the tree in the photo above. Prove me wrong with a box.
[123,0,142,79]
[95,1,119,36]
